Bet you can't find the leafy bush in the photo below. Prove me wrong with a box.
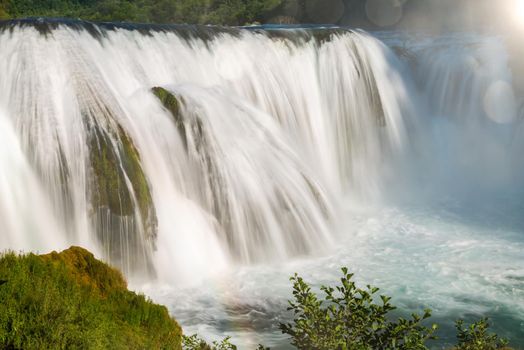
[183,334,270,350]
[0,246,182,350]
[183,334,237,350]
[280,267,438,349]
[454,318,509,350]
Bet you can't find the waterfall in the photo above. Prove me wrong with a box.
[404,33,523,191]
[0,19,412,281]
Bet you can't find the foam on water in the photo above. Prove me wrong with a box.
[144,197,524,348]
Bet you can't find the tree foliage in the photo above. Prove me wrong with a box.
[183,334,237,350]
[280,267,438,350]
[183,334,270,350]
[454,318,510,350]
[0,0,284,25]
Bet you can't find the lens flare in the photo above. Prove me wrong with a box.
[514,0,524,24]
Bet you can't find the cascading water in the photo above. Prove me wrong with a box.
[406,33,524,192]
[0,20,409,279]
[0,107,68,251]
[1,19,523,348]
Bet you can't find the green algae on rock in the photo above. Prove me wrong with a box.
[152,86,188,151]
[84,101,157,275]
[89,123,154,224]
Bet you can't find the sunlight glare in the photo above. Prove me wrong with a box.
[514,0,524,24]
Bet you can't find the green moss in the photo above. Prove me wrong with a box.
[152,87,179,115]
[119,126,154,227]
[90,127,132,216]
[40,246,127,296]
[0,246,182,350]
[84,101,157,274]
[89,122,156,238]
[152,87,188,151]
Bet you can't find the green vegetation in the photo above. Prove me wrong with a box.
[281,267,437,349]
[183,335,271,350]
[0,246,181,349]
[88,120,157,242]
[152,87,188,150]
[454,319,510,350]
[87,117,157,275]
[183,335,240,350]
[0,2,9,20]
[0,0,283,25]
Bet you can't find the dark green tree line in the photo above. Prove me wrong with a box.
[0,0,284,25]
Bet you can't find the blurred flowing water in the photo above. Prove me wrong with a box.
[0,20,522,348]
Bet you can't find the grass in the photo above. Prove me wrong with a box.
[0,246,181,349]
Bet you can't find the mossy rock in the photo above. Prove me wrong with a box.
[152,86,234,237]
[89,124,154,226]
[152,87,179,116]
[0,246,182,349]
[152,87,188,151]
[85,105,157,275]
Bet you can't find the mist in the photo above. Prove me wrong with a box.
[265,0,517,33]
